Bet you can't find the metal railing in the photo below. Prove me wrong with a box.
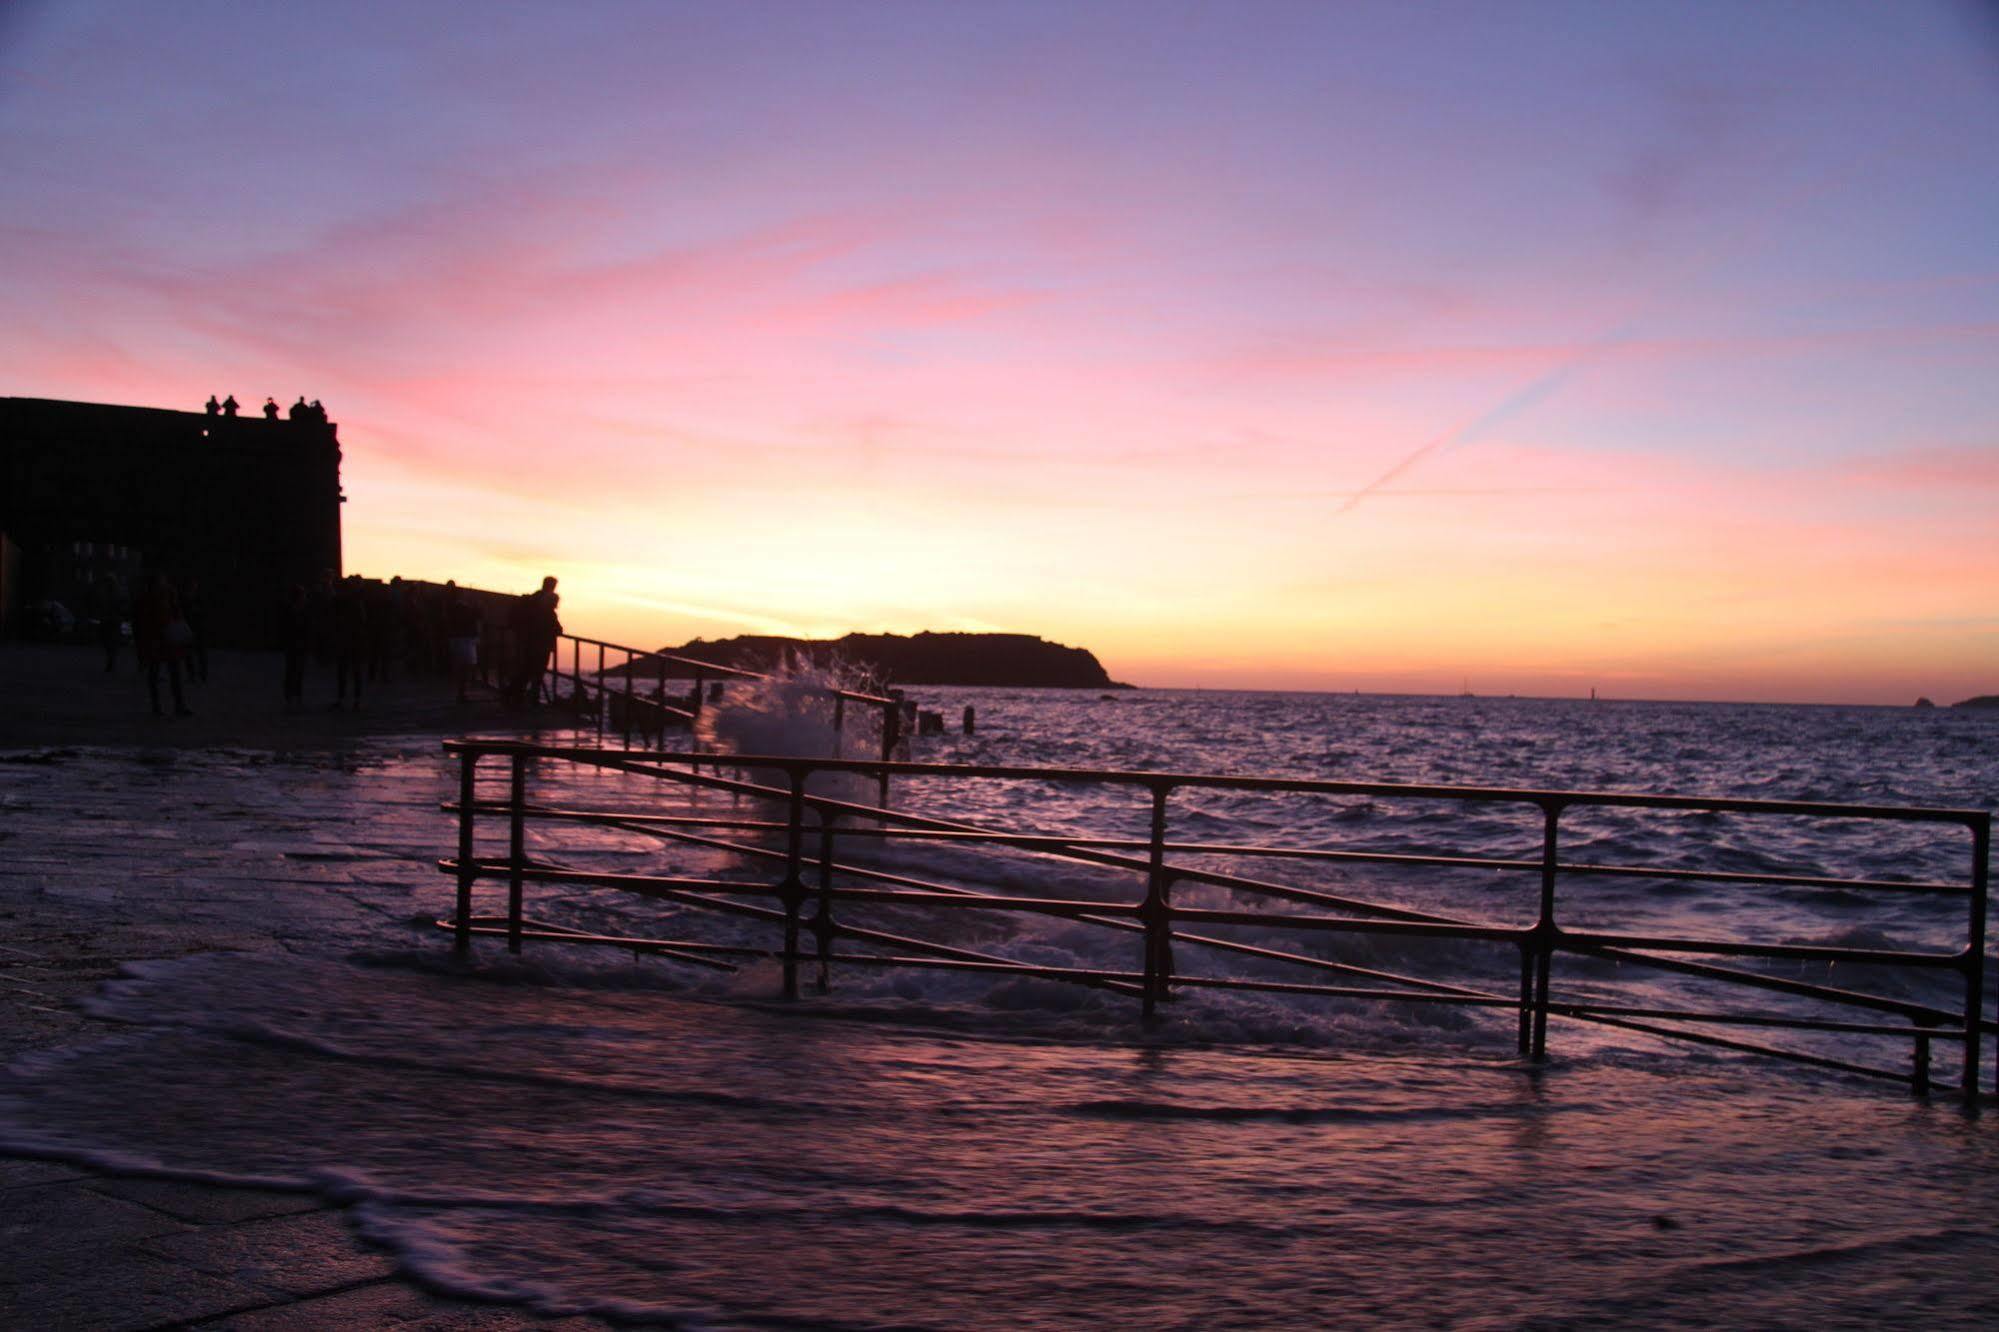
[504,629,906,805]
[437,740,1993,1102]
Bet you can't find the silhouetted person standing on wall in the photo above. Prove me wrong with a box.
[331,575,370,710]
[308,399,326,423]
[205,395,220,416]
[262,397,279,420]
[445,581,479,704]
[288,396,307,421]
[222,394,239,417]
[280,584,310,709]
[133,573,192,717]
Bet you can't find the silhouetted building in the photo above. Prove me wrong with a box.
[0,396,344,644]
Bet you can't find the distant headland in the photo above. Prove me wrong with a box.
[1953,695,1999,710]
[643,631,1133,690]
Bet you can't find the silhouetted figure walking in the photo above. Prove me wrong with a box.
[289,396,307,421]
[205,395,220,416]
[445,582,479,704]
[133,573,192,717]
[262,397,279,420]
[331,575,370,710]
[222,394,239,417]
[280,584,310,709]
[308,399,326,423]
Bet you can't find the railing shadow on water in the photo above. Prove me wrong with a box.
[434,738,1994,1105]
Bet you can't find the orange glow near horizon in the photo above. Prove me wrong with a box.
[3,5,1995,705]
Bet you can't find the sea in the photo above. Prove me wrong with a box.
[3,687,1996,1328]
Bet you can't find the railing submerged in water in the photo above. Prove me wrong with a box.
[436,739,1994,1102]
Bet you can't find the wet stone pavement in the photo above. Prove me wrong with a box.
[0,740,614,1329]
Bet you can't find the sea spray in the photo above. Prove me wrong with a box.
[693,656,891,807]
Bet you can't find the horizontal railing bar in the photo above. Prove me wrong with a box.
[446,742,1984,1086]
[1168,975,1521,1005]
[818,954,1149,985]
[492,752,1972,1021]
[1168,907,1525,940]
[438,917,748,970]
[813,887,1141,916]
[1162,977,1958,1041]
[460,862,1143,921]
[442,741,1990,825]
[1558,941,1964,1023]
[1558,931,1963,967]
[1163,930,1504,999]
[1575,1012,1919,1087]
[511,797,1517,1005]
[450,850,1149,998]
[451,846,1967,1022]
[451,795,1962,1026]
[454,810,1516,1011]
[450,799,1969,898]
[448,802,790,835]
[456,798,1537,874]
[1555,859,1968,895]
[445,858,785,897]
[1541,1002,1968,1037]
[588,754,1482,926]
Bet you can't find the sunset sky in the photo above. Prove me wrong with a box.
[3,2,1995,702]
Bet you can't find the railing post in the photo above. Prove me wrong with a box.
[571,636,582,722]
[622,651,634,749]
[1141,783,1174,1021]
[814,823,838,994]
[507,749,527,955]
[780,768,807,1000]
[1517,941,1535,1055]
[454,749,477,957]
[1963,814,1988,1103]
[877,702,898,811]
[596,641,606,741]
[1531,801,1563,1058]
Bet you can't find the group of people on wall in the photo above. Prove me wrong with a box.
[203,394,329,422]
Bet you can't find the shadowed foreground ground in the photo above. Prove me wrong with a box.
[1,646,608,1328]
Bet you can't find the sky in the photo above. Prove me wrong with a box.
[2,1,1996,702]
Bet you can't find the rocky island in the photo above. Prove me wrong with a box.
[1952,695,1999,710]
[631,631,1131,689]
